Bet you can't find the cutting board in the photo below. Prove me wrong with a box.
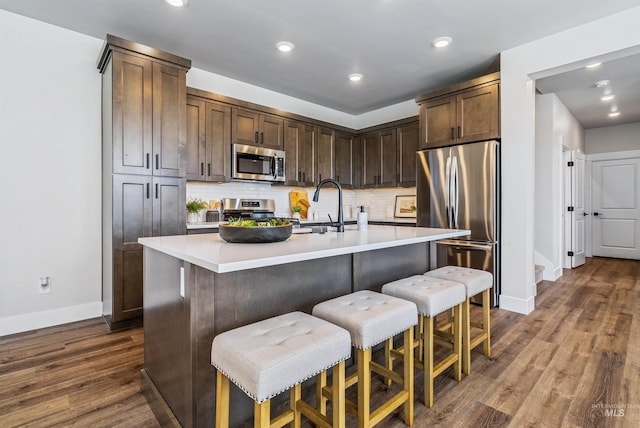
[289,190,310,219]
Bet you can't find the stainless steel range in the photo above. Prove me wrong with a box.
[221,198,276,221]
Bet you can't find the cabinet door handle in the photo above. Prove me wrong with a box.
[146,153,150,169]
[200,162,204,176]
[146,183,150,199]
[303,172,306,182]
[155,154,159,170]
[208,163,211,177]
[337,175,340,183]
[396,173,400,183]
[450,127,454,140]
[457,126,461,139]
[255,131,259,144]
[319,173,322,182]
[261,132,264,145]
[155,183,159,199]
[298,171,301,182]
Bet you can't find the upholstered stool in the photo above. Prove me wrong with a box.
[211,311,351,428]
[382,275,466,407]
[424,266,493,375]
[312,290,417,427]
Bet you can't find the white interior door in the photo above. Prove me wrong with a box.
[564,151,586,267]
[592,157,640,259]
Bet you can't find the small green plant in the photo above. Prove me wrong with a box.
[292,205,302,213]
[186,199,207,214]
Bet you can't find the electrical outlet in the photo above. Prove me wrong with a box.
[39,276,50,294]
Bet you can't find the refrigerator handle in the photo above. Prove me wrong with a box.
[452,155,459,228]
[445,154,452,228]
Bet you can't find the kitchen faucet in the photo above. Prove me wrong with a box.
[313,179,344,232]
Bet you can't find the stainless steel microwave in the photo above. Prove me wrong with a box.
[232,144,286,182]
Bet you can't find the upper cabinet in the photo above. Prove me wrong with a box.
[284,120,314,186]
[185,94,231,182]
[416,72,500,149]
[315,127,335,183]
[99,35,190,177]
[232,108,284,149]
[335,132,355,188]
[396,121,419,187]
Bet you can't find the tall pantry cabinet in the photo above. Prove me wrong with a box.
[98,35,191,330]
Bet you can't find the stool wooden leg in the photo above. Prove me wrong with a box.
[418,315,424,362]
[333,361,346,428]
[462,298,471,375]
[384,337,393,387]
[317,370,327,415]
[453,303,462,382]
[254,399,270,428]
[357,348,372,428]
[424,315,434,408]
[403,326,414,426]
[291,383,301,428]
[483,289,491,357]
[216,371,230,428]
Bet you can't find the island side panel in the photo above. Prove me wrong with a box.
[194,254,353,427]
[353,242,429,292]
[143,248,193,428]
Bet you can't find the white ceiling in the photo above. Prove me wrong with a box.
[1,0,640,127]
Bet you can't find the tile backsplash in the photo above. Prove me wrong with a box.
[187,181,416,221]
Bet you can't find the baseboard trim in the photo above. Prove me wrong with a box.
[552,266,563,281]
[141,369,181,428]
[0,301,102,337]
[499,294,535,315]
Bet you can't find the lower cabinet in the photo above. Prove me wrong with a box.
[106,174,185,328]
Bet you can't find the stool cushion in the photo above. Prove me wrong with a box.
[312,290,418,350]
[424,266,493,297]
[382,275,466,317]
[211,312,351,403]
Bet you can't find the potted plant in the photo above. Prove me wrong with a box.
[291,205,302,220]
[186,199,207,223]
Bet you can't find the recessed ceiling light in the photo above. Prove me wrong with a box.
[609,111,621,117]
[275,41,294,52]
[348,73,363,82]
[585,62,602,69]
[165,0,188,7]
[595,79,610,88]
[600,95,615,102]
[432,36,452,48]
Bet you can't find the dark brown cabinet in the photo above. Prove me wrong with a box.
[232,108,284,149]
[396,121,419,187]
[315,127,335,183]
[186,95,231,182]
[417,73,500,149]
[335,132,355,188]
[111,175,185,322]
[284,120,314,186]
[360,129,397,188]
[98,35,190,329]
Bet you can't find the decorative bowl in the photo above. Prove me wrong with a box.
[218,222,293,243]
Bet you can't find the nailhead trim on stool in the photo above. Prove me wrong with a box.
[382,275,466,407]
[211,311,351,427]
[313,290,418,427]
[424,266,493,375]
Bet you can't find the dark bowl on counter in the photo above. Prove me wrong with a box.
[218,222,293,243]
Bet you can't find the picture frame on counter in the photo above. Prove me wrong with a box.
[394,195,417,218]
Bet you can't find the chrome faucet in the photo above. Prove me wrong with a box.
[313,179,344,232]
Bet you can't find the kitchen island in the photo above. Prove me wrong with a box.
[139,225,469,427]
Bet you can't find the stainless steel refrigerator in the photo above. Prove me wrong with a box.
[417,140,500,306]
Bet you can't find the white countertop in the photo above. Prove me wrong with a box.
[185,217,416,229]
[139,226,469,273]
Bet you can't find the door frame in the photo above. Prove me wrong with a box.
[563,148,590,269]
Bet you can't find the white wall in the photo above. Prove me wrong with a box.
[535,94,584,281]
[501,5,640,314]
[0,11,103,335]
[585,122,640,154]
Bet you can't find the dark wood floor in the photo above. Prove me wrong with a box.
[1,257,638,427]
